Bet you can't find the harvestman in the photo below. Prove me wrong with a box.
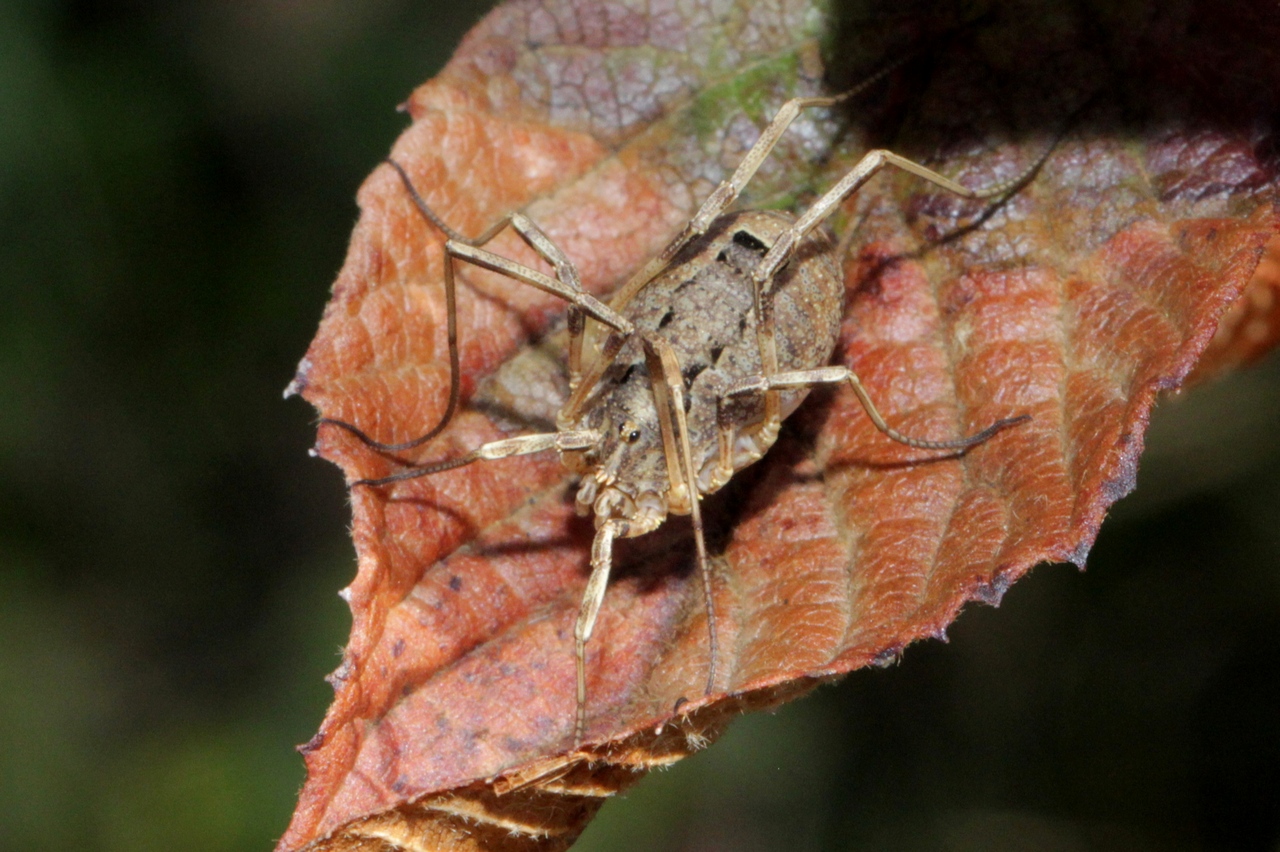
[323,71,1039,743]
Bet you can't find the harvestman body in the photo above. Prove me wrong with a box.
[323,72,1037,743]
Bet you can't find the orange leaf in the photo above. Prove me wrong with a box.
[1193,234,1280,380]
[281,1,1279,849]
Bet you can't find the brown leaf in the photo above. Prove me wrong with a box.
[1192,234,1280,380]
[281,1,1280,849]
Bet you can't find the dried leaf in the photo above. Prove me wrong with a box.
[282,1,1280,849]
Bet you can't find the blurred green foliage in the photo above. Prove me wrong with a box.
[0,2,1276,851]
[0,2,494,849]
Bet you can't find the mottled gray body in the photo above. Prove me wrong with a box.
[566,211,841,529]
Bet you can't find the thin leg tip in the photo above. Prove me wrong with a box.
[995,413,1033,431]
[963,411,1033,447]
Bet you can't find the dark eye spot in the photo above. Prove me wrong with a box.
[627,429,641,443]
[682,363,706,385]
[732,230,768,253]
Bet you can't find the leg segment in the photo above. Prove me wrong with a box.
[444,239,632,334]
[395,155,599,388]
[558,331,628,426]
[572,336,720,747]
[643,337,718,692]
[739,143,1050,457]
[323,159,630,452]
[726,366,1030,451]
[574,518,628,743]
[447,238,637,431]
[751,147,1047,292]
[607,65,907,316]
[351,428,599,488]
[500,211,591,391]
[706,397,738,492]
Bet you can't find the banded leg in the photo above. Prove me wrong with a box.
[724,366,1030,452]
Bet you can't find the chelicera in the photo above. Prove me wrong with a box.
[322,67,1037,744]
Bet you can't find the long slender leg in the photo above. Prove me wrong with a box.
[442,238,641,434]
[725,366,1030,451]
[322,160,617,451]
[575,518,628,743]
[751,145,1052,292]
[384,158,512,248]
[607,62,908,316]
[500,212,592,390]
[740,143,1052,454]
[573,338,718,743]
[351,428,599,488]
[322,160,515,454]
[643,337,718,693]
[574,333,719,744]
[443,241,633,334]
[393,157,595,386]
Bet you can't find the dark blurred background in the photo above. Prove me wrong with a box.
[1,2,1277,851]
